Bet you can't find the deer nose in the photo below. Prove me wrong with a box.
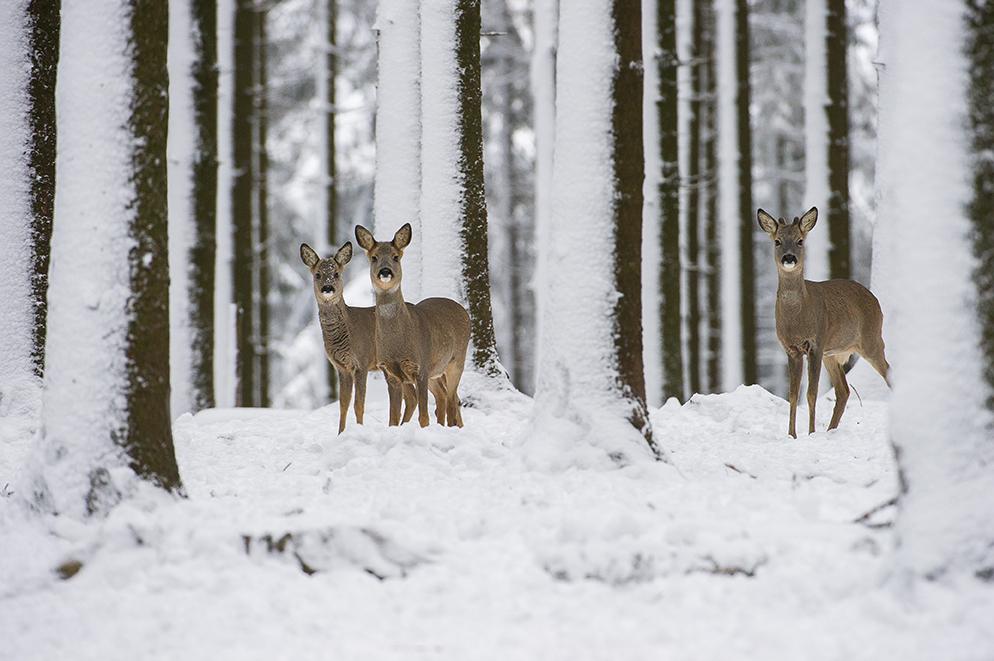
[377,268,393,281]
[781,254,797,266]
[321,285,334,294]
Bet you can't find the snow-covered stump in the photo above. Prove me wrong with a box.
[420,0,506,383]
[33,1,182,517]
[0,0,58,419]
[168,0,218,417]
[532,1,657,464]
[373,0,423,302]
[876,0,994,581]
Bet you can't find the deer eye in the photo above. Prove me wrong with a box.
[774,239,782,246]
[392,255,399,262]
[796,239,804,246]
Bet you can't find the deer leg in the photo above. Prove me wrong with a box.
[807,346,823,434]
[337,370,354,435]
[428,377,447,425]
[353,369,367,425]
[787,351,803,439]
[443,361,464,428]
[823,356,850,431]
[383,369,402,426]
[416,373,430,428]
[400,384,417,424]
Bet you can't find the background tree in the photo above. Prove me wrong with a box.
[322,0,338,401]
[37,0,181,516]
[232,0,258,407]
[534,0,656,457]
[256,4,271,407]
[802,0,829,281]
[0,0,59,414]
[168,0,217,415]
[876,0,994,580]
[420,0,504,380]
[702,2,721,393]
[825,0,850,281]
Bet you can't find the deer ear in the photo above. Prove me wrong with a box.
[393,223,412,250]
[334,241,353,266]
[798,207,818,233]
[355,225,375,252]
[757,209,778,235]
[300,243,320,270]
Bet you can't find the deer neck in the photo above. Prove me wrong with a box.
[373,286,410,323]
[317,299,354,363]
[776,267,809,306]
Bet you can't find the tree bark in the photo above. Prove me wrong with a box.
[686,0,705,396]
[455,0,502,378]
[735,0,757,386]
[825,0,850,280]
[255,5,270,408]
[324,0,339,402]
[232,0,257,407]
[702,3,720,393]
[656,0,684,402]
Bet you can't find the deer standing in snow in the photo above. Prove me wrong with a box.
[354,223,470,428]
[300,241,415,433]
[758,207,890,438]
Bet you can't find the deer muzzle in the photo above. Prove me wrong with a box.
[780,254,798,271]
[377,268,394,282]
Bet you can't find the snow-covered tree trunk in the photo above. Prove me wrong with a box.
[168,0,217,416]
[374,0,422,301]
[716,0,756,390]
[533,0,657,459]
[38,0,182,517]
[876,0,994,581]
[232,0,257,407]
[420,0,504,379]
[802,0,829,281]
[214,0,236,409]
[530,0,557,395]
[825,0,849,281]
[642,0,684,405]
[685,0,706,396]
[321,0,338,401]
[0,0,58,417]
[702,3,720,393]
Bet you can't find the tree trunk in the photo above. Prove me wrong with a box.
[877,0,994,580]
[702,3,721,393]
[534,1,656,458]
[735,0,757,386]
[374,0,422,300]
[39,0,182,516]
[685,0,705,396]
[531,0,558,395]
[803,0,829,281]
[825,0,849,280]
[420,0,505,380]
[255,5,270,408]
[232,0,256,407]
[655,0,684,403]
[968,0,994,413]
[0,0,58,413]
[324,0,338,402]
[169,0,217,415]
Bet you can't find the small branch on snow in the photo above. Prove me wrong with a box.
[852,496,898,529]
[724,463,757,479]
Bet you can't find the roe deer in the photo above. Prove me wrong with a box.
[300,241,415,433]
[354,223,471,428]
[758,207,890,438]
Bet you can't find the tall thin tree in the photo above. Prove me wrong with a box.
[685,0,706,396]
[0,0,59,412]
[38,0,182,516]
[232,0,257,407]
[169,0,218,415]
[323,0,339,401]
[825,0,849,280]
[702,2,721,392]
[255,4,271,407]
[534,0,656,457]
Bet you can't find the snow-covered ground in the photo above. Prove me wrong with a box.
[2,365,992,660]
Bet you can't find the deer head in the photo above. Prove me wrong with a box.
[354,223,412,294]
[758,207,818,274]
[300,241,353,305]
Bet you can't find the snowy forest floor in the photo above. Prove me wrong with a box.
[2,365,993,660]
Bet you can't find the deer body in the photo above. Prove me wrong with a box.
[760,208,890,438]
[301,241,416,433]
[356,224,470,428]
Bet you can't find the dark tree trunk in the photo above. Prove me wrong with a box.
[232,0,257,407]
[703,3,720,393]
[686,0,705,396]
[188,0,218,411]
[25,0,60,378]
[656,0,684,402]
[825,0,850,280]
[736,0,757,386]
[256,6,270,407]
[455,0,502,378]
[123,0,182,490]
[325,0,339,402]
[611,0,655,450]
[967,0,994,410]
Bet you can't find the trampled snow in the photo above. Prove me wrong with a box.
[4,366,992,659]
